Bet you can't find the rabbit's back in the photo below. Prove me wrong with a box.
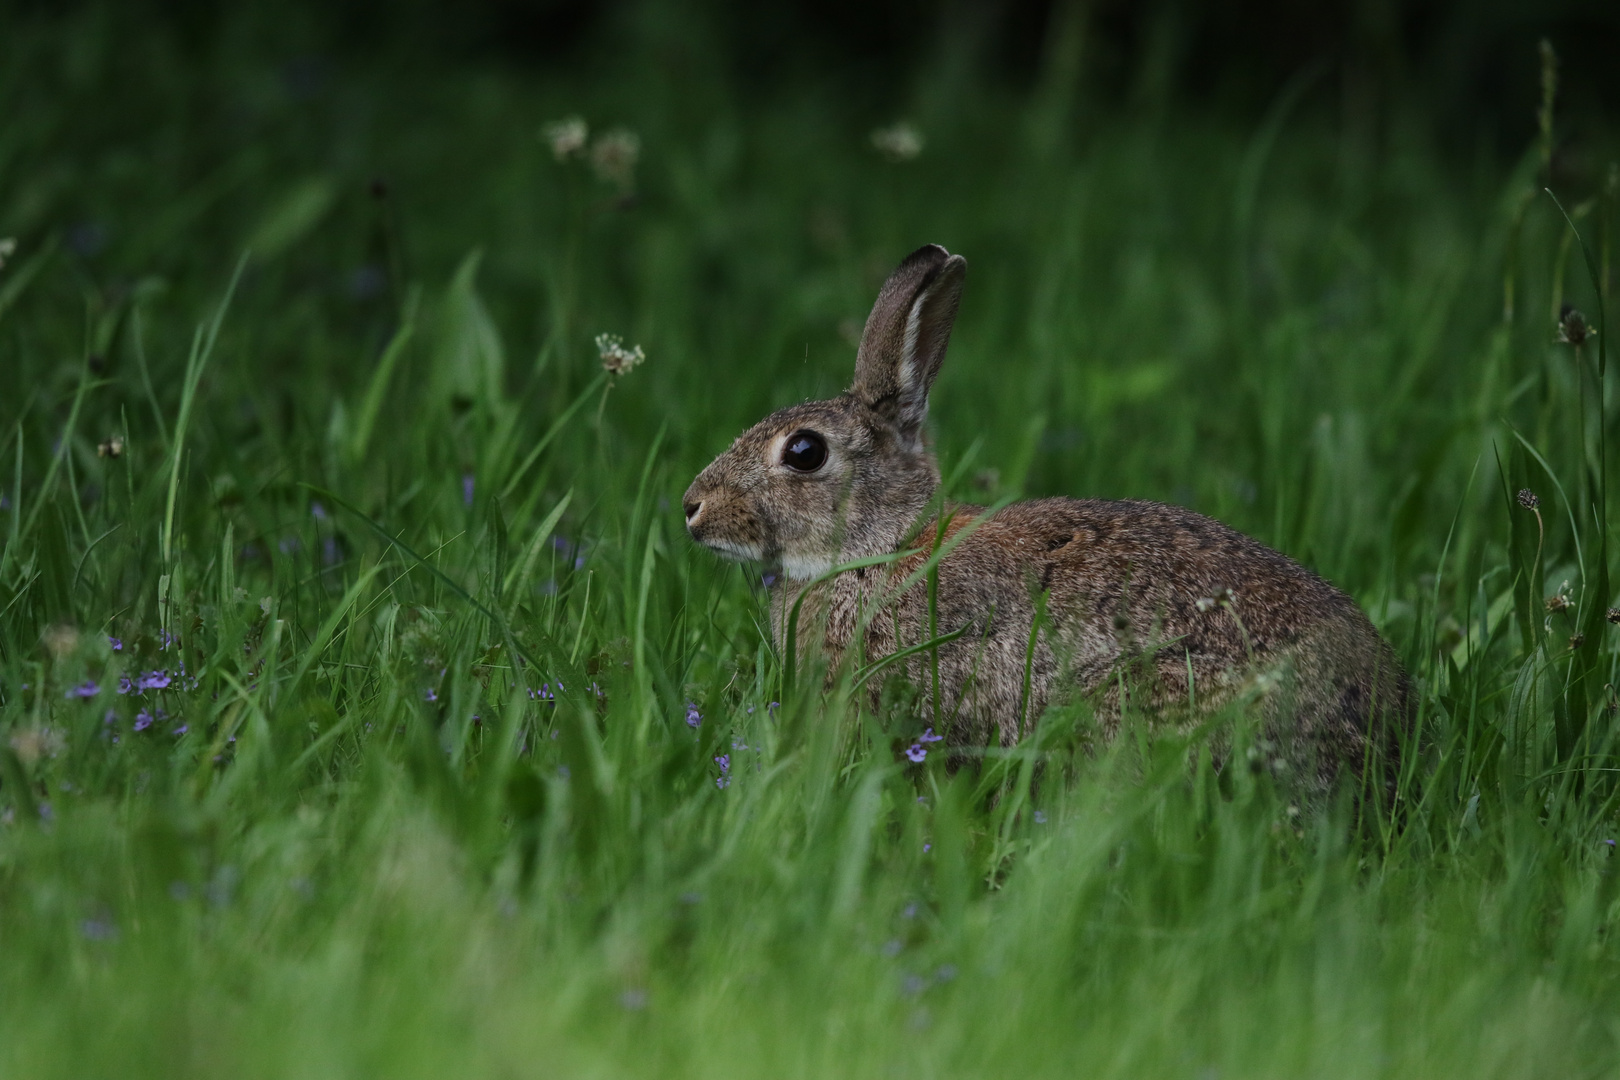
[1003,497,1355,656]
[801,497,1409,795]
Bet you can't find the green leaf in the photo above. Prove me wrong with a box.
[245,175,337,258]
[433,249,506,414]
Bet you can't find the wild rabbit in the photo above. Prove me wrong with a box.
[684,244,1410,799]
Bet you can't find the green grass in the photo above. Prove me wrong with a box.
[3,7,1620,1077]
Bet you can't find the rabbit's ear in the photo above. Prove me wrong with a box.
[851,244,967,442]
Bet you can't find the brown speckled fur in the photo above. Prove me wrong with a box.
[684,245,1411,800]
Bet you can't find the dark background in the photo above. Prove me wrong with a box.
[10,0,1618,153]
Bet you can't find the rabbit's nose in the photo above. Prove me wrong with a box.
[684,500,703,525]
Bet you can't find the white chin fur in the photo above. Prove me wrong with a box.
[702,538,764,563]
[782,553,836,581]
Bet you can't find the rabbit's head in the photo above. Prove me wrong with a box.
[684,244,967,580]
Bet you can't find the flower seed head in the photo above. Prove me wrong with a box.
[870,122,924,162]
[542,116,589,161]
[1517,488,1540,509]
[1570,633,1586,650]
[97,436,124,459]
[589,128,640,192]
[1607,607,1620,625]
[1558,304,1592,347]
[595,333,646,376]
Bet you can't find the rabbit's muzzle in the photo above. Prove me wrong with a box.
[682,474,768,563]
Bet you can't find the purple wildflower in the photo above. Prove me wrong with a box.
[65,681,100,699]
[462,473,475,507]
[1034,810,1048,824]
[134,709,154,732]
[173,724,188,736]
[311,501,328,521]
[424,688,438,703]
[107,636,123,651]
[118,674,134,695]
[905,744,927,763]
[685,702,702,728]
[159,628,177,651]
[136,670,171,691]
[918,727,943,744]
[715,754,731,789]
[761,572,778,588]
[278,537,300,555]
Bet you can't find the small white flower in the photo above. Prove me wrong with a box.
[595,333,646,376]
[590,129,641,192]
[542,116,589,161]
[870,122,924,162]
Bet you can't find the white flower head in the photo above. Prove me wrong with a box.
[590,129,641,192]
[542,116,589,161]
[595,333,645,376]
[1194,587,1237,613]
[870,122,924,162]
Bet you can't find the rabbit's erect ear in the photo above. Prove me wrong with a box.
[850,244,967,441]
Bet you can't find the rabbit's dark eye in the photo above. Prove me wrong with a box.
[781,431,828,473]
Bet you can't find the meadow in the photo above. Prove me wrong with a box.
[2,7,1619,1076]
